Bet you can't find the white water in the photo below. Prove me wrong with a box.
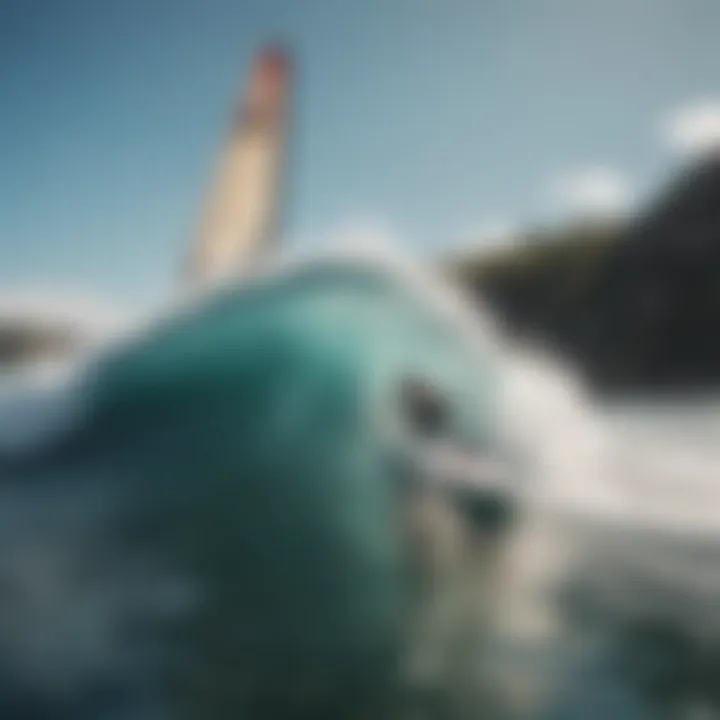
[502,344,720,536]
[486,347,720,672]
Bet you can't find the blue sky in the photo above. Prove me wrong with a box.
[1,0,720,306]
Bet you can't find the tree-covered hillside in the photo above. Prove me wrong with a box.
[447,157,720,394]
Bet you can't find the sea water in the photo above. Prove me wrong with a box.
[0,312,718,719]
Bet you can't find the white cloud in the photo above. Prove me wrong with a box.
[550,167,631,218]
[0,287,129,336]
[287,216,409,264]
[473,221,516,247]
[663,100,720,157]
[319,217,404,253]
[447,220,517,262]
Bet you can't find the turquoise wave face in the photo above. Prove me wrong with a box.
[0,259,509,719]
